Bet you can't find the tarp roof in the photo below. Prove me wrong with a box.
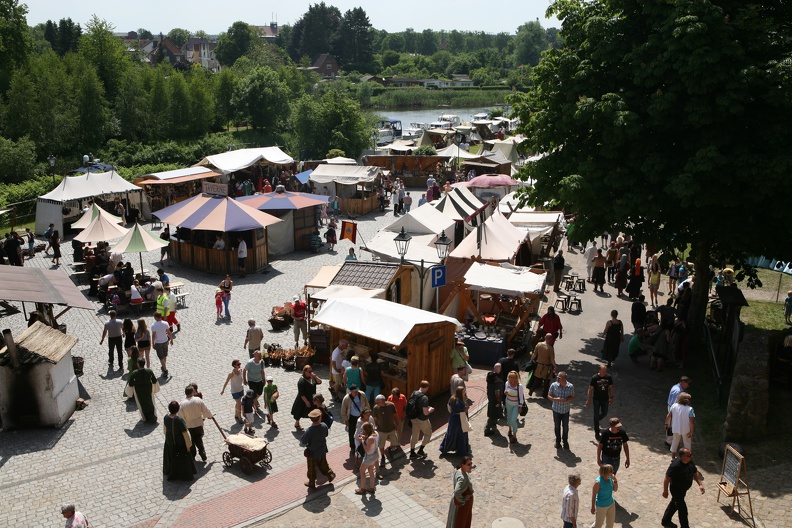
[313,298,462,346]
[464,262,547,298]
[324,157,358,165]
[0,267,94,310]
[0,322,79,366]
[309,165,380,185]
[137,167,220,185]
[449,210,527,261]
[197,147,294,174]
[431,187,486,222]
[39,171,140,203]
[508,211,564,226]
[435,144,481,160]
[385,202,456,236]
[305,265,342,291]
[365,203,457,264]
[480,141,520,164]
[153,194,281,231]
[312,285,386,301]
[499,191,534,214]
[71,203,123,230]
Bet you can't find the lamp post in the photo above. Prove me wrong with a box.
[47,154,56,184]
[394,228,453,311]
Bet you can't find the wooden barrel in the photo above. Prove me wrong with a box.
[295,356,311,370]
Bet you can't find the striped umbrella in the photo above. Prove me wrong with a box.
[153,194,281,231]
[110,223,169,274]
[237,190,328,211]
[71,203,123,230]
[74,212,129,243]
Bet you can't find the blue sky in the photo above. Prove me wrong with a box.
[24,0,560,35]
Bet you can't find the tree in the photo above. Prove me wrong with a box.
[512,0,792,331]
[215,21,254,66]
[168,73,191,138]
[137,28,154,40]
[65,53,110,149]
[115,68,149,141]
[214,67,236,129]
[0,0,30,93]
[79,15,130,100]
[336,7,374,72]
[512,20,548,67]
[57,18,81,56]
[292,90,371,159]
[232,66,290,131]
[420,29,437,56]
[148,67,170,138]
[0,136,37,183]
[167,28,191,48]
[298,2,342,60]
[187,70,214,136]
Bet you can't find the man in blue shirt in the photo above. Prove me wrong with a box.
[549,371,575,449]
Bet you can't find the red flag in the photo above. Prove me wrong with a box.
[340,221,357,244]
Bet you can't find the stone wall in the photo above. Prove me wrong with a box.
[722,332,770,441]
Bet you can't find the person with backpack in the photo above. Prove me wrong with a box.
[408,380,435,459]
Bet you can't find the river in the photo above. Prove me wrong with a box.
[374,106,506,126]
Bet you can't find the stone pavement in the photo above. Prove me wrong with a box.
[2,206,790,527]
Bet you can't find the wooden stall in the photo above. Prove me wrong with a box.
[313,298,460,398]
[309,165,382,216]
[172,227,269,274]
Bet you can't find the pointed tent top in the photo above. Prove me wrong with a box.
[110,223,169,254]
[74,212,129,243]
[71,203,123,230]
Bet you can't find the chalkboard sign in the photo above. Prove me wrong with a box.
[717,444,754,527]
[722,446,741,490]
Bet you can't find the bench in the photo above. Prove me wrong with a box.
[133,300,156,314]
[72,270,90,285]
[175,292,190,308]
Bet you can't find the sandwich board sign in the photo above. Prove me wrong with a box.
[717,444,754,526]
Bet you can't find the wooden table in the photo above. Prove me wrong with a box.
[168,281,185,294]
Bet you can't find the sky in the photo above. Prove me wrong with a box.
[24,0,560,36]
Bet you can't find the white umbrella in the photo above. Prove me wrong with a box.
[71,204,123,230]
[75,213,129,243]
[110,223,168,274]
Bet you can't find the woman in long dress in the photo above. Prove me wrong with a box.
[602,310,624,367]
[446,455,475,528]
[440,386,472,456]
[126,358,158,421]
[163,400,197,481]
[291,364,321,430]
[625,258,644,299]
[614,254,628,296]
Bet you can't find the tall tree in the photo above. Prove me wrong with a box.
[115,68,149,141]
[187,70,214,136]
[79,15,130,100]
[65,53,110,149]
[215,21,254,66]
[292,90,371,159]
[512,0,792,330]
[298,2,342,60]
[336,7,374,72]
[0,0,30,93]
[137,28,154,40]
[512,20,548,67]
[168,73,191,138]
[420,29,437,56]
[214,68,236,129]
[57,18,81,56]
[167,28,191,48]
[148,67,170,138]
[232,66,290,131]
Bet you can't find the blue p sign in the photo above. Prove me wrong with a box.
[431,265,446,288]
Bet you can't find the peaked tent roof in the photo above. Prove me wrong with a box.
[449,209,527,262]
[435,144,481,160]
[197,147,294,174]
[153,193,281,231]
[110,222,169,253]
[74,212,130,242]
[39,171,140,203]
[431,187,485,222]
[309,165,380,185]
[365,203,457,265]
[71,203,123,230]
[136,166,220,185]
[385,202,456,235]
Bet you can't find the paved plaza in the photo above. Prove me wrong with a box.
[1,203,790,527]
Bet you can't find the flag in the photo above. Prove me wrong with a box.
[341,221,357,244]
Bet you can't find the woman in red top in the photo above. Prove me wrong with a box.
[538,306,563,343]
[387,387,407,440]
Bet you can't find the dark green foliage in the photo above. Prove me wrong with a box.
[215,22,255,66]
[167,28,190,48]
[413,146,437,156]
[0,136,37,184]
[292,91,372,159]
[0,0,30,93]
[232,67,290,132]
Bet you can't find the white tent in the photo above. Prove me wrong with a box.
[313,298,461,346]
[431,187,485,223]
[196,147,294,174]
[323,157,358,165]
[71,203,123,230]
[311,285,386,301]
[435,144,481,160]
[450,210,527,262]
[309,165,381,199]
[35,171,144,235]
[464,262,547,298]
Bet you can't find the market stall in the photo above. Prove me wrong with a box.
[431,187,489,245]
[134,167,222,213]
[153,193,281,274]
[35,171,146,235]
[313,298,462,398]
[309,165,381,215]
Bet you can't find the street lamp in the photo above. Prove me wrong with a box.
[393,227,412,265]
[394,228,454,311]
[47,154,56,184]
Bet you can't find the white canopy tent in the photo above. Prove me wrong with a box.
[35,171,144,235]
[464,262,546,299]
[304,265,342,298]
[450,210,527,262]
[71,203,123,230]
[323,157,358,165]
[311,285,386,301]
[313,298,462,346]
[196,147,294,174]
[309,165,381,199]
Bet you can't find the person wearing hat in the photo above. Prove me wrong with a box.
[450,339,470,381]
[240,389,257,435]
[290,295,308,348]
[341,384,370,456]
[262,376,280,428]
[597,417,630,474]
[300,408,335,489]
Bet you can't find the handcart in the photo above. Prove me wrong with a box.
[212,417,272,475]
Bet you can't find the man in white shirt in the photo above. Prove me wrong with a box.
[151,312,173,377]
[330,339,349,402]
[561,473,581,528]
[583,241,598,281]
[179,385,213,461]
[212,234,225,250]
[236,235,248,277]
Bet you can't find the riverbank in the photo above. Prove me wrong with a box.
[368,87,513,109]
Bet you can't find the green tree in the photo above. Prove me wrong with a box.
[0,0,30,93]
[57,18,81,56]
[79,15,130,100]
[512,20,548,67]
[233,66,290,131]
[115,68,149,141]
[65,53,110,149]
[187,69,215,136]
[214,68,236,129]
[0,136,37,184]
[167,28,191,48]
[336,7,374,72]
[215,21,254,66]
[420,29,437,55]
[292,90,371,158]
[298,2,342,60]
[137,28,154,40]
[148,67,170,137]
[513,0,792,330]
[168,72,191,138]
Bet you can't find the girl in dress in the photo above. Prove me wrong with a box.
[355,422,379,495]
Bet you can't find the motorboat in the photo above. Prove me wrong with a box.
[375,119,403,145]
[402,122,427,140]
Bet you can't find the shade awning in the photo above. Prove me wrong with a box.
[0,267,94,310]
[309,165,380,185]
[137,167,221,185]
[39,171,141,203]
[305,265,342,291]
[71,204,123,230]
[311,285,386,301]
[313,298,462,346]
[464,262,546,298]
[197,147,294,173]
[237,190,328,211]
[153,194,281,231]
[74,213,130,243]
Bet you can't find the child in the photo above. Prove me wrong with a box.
[262,376,280,428]
[215,288,224,319]
[241,389,256,435]
[313,393,333,430]
[785,291,792,325]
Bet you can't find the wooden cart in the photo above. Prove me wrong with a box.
[212,417,272,475]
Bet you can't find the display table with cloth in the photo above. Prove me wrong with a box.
[463,335,506,367]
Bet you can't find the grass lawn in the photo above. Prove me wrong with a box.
[741,300,789,333]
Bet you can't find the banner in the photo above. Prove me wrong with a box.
[341,221,357,244]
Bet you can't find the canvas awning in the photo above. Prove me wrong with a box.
[313,298,461,346]
[309,165,380,185]
[464,262,546,298]
[311,285,386,301]
[305,265,342,291]
[71,204,123,230]
[431,187,486,222]
[136,167,220,185]
[39,171,141,203]
[197,147,294,174]
[153,194,281,231]
[0,267,94,310]
[450,210,527,261]
[508,211,564,226]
